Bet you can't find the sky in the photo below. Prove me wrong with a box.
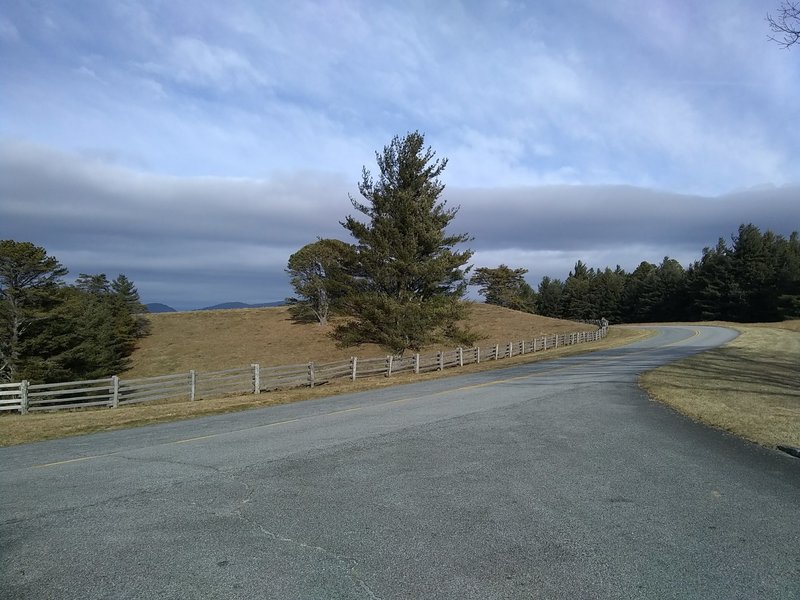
[1,0,798,310]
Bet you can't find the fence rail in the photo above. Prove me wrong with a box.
[1,326,608,415]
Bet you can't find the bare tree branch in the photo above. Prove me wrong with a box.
[768,1,800,49]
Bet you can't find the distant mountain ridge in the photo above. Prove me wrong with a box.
[145,301,285,313]
[199,301,285,310]
[145,303,177,313]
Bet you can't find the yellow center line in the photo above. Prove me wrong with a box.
[32,327,700,469]
[664,329,700,346]
[34,454,116,468]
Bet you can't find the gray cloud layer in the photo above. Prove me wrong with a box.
[2,141,797,309]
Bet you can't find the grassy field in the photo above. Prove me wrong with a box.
[641,321,800,449]
[0,307,651,446]
[126,303,604,377]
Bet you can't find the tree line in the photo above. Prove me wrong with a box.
[0,240,149,383]
[472,224,800,323]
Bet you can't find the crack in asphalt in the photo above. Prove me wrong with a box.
[231,508,381,600]
[113,453,223,473]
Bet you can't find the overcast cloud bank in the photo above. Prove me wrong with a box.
[2,141,796,310]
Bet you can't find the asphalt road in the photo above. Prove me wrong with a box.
[1,326,798,599]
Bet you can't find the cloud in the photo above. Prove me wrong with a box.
[3,0,797,194]
[142,36,268,91]
[455,184,798,252]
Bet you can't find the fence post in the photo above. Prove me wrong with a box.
[20,380,29,415]
[308,362,315,388]
[436,351,443,371]
[386,355,393,377]
[521,340,526,354]
[110,375,119,408]
[457,347,463,367]
[351,357,358,381]
[507,341,512,358]
[555,334,559,348]
[494,344,499,360]
[190,370,197,401]
[252,363,261,394]
[414,353,420,374]
[476,347,481,363]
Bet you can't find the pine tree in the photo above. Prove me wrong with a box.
[729,224,780,321]
[561,261,596,319]
[536,276,564,317]
[75,273,111,295]
[22,287,131,382]
[776,232,800,318]
[335,132,474,353]
[0,240,68,382]
[590,266,626,323]
[470,265,536,312]
[111,274,150,338]
[655,257,687,321]
[622,262,661,322]
[686,239,739,320]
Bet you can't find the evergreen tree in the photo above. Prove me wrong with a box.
[776,232,800,318]
[75,273,111,295]
[286,239,355,325]
[729,224,780,321]
[591,266,626,322]
[335,132,474,353]
[111,274,150,338]
[0,240,67,382]
[21,287,133,382]
[622,262,660,322]
[620,258,686,322]
[1,242,150,383]
[470,265,537,312]
[655,257,687,321]
[686,239,739,320]
[536,276,564,317]
[561,261,596,320]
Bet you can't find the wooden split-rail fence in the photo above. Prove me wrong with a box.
[0,327,607,415]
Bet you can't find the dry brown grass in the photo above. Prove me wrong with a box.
[0,318,650,446]
[125,303,599,377]
[641,321,800,449]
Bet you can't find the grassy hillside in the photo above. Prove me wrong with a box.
[126,303,596,378]
[641,320,800,449]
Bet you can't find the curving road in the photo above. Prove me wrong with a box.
[1,326,798,599]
